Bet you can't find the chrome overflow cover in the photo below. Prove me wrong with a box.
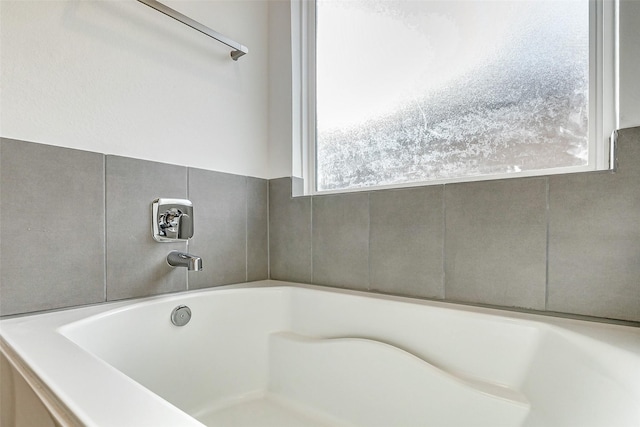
[171,305,191,326]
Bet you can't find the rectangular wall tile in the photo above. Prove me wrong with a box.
[0,139,105,315]
[106,156,187,301]
[187,169,247,289]
[548,127,640,322]
[269,178,312,283]
[445,178,547,310]
[370,186,444,299]
[312,192,369,290]
[247,177,269,281]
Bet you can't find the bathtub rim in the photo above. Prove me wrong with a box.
[2,280,639,328]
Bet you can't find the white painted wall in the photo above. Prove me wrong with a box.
[0,0,269,178]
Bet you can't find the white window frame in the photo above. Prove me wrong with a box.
[292,0,618,195]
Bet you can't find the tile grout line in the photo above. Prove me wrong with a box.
[309,189,314,284]
[103,155,108,302]
[367,191,371,291]
[544,177,550,310]
[266,179,271,280]
[245,177,249,283]
[441,184,447,300]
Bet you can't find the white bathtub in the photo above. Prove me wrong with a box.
[1,280,639,427]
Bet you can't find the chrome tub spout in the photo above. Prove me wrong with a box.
[167,251,202,271]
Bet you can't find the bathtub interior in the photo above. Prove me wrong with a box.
[57,288,285,422]
[56,284,640,427]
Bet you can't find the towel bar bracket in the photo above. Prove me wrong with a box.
[137,0,248,61]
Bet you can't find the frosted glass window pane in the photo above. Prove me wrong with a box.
[316,0,589,191]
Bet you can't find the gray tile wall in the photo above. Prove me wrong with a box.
[187,168,248,289]
[445,178,547,310]
[0,139,269,316]
[2,128,639,322]
[313,192,370,290]
[247,177,269,281]
[106,156,188,300]
[269,177,312,283]
[369,186,444,298]
[0,139,105,315]
[269,126,640,323]
[547,128,640,321]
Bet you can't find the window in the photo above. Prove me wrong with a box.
[298,0,616,193]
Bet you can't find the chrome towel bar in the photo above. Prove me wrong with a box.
[137,0,248,60]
